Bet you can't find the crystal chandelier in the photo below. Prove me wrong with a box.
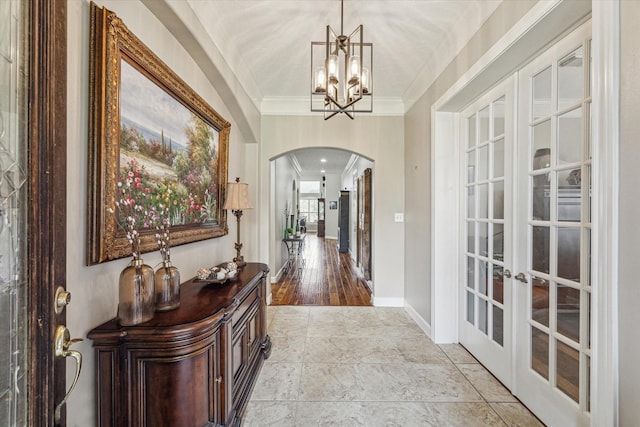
[310,0,373,120]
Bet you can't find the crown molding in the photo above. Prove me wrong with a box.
[287,154,303,176]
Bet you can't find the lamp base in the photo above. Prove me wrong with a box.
[233,255,246,268]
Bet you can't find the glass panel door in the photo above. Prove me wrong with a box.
[515,21,591,426]
[460,77,514,387]
[0,0,29,423]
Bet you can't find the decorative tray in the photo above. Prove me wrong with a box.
[194,262,239,284]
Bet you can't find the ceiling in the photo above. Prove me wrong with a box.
[182,0,502,173]
[288,147,357,177]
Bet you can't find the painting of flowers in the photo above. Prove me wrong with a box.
[87,3,230,264]
[118,59,219,228]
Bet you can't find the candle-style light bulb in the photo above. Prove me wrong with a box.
[314,67,326,93]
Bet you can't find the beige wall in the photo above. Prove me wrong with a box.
[260,115,405,304]
[66,1,256,425]
[618,1,640,424]
[403,0,537,325]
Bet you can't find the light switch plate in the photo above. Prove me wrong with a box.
[394,213,404,222]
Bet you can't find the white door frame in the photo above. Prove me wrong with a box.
[431,0,618,425]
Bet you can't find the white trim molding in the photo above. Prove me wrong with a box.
[591,0,620,425]
[405,303,433,340]
[372,297,405,307]
[430,110,459,344]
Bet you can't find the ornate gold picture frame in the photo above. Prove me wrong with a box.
[87,3,229,265]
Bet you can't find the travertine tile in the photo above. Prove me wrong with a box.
[307,305,344,321]
[242,401,297,427]
[343,306,385,328]
[294,401,368,426]
[267,316,308,336]
[490,402,545,426]
[249,306,533,426]
[359,401,438,426]
[375,307,415,325]
[298,363,365,401]
[439,343,478,364]
[251,362,302,401]
[306,316,349,337]
[298,362,482,402]
[392,335,452,365]
[272,305,310,321]
[347,322,425,338]
[398,363,484,402]
[457,364,517,402]
[423,402,507,426]
[302,336,352,363]
[266,334,306,363]
[302,334,450,365]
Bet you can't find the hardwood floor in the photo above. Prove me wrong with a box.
[271,234,372,306]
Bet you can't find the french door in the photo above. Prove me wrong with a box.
[460,21,592,426]
[514,22,592,426]
[460,78,514,388]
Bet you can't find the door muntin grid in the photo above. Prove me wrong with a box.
[527,40,592,411]
[465,95,507,347]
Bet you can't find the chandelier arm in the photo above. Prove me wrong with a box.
[324,110,340,120]
[340,0,344,36]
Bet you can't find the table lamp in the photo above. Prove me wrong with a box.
[223,177,253,266]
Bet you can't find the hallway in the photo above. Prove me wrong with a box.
[243,306,544,426]
[271,234,372,306]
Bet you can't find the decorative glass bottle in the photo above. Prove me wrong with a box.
[154,259,180,311]
[118,258,155,326]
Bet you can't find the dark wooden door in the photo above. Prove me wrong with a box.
[29,0,67,426]
[361,169,372,281]
[317,198,325,237]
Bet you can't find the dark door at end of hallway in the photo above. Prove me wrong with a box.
[357,168,372,282]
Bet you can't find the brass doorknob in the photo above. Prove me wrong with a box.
[54,325,83,424]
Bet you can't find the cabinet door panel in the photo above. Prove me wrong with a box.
[232,331,246,380]
[138,346,218,426]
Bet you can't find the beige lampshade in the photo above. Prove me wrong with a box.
[223,181,253,210]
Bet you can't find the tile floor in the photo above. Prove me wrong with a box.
[243,306,544,426]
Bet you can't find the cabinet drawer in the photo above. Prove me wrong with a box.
[232,286,259,329]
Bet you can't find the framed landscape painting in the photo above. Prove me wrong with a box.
[87,3,230,264]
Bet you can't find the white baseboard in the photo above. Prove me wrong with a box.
[271,265,284,283]
[404,302,433,340]
[372,297,404,307]
[325,235,337,240]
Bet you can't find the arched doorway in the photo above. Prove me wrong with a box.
[268,147,373,305]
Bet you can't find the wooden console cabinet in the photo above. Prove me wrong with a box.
[87,263,271,427]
